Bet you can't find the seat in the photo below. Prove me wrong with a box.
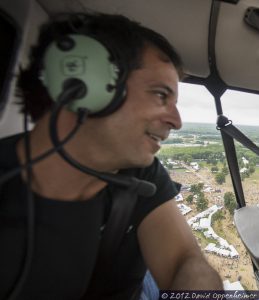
[234,206,259,288]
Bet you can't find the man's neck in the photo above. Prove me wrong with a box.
[16,110,110,201]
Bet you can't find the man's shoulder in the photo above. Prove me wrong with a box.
[119,157,164,179]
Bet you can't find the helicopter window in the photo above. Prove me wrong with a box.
[221,90,259,127]
[178,83,215,124]
[159,82,259,289]
[0,9,20,116]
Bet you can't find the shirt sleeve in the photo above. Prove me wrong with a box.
[130,157,181,228]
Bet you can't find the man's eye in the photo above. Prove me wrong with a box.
[155,91,168,101]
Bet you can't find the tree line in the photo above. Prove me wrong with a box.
[158,144,258,183]
[185,183,237,215]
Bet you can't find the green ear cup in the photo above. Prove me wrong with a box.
[41,35,120,114]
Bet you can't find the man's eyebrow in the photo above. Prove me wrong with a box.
[150,83,175,95]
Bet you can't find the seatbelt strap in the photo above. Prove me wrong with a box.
[84,185,139,299]
[98,185,138,265]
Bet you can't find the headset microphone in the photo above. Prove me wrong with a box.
[104,174,157,197]
[81,170,157,197]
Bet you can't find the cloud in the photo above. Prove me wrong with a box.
[178,83,259,126]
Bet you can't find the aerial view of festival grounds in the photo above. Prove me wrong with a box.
[158,122,259,290]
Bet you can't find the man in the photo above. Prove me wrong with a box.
[0,12,223,300]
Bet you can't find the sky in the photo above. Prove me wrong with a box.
[178,83,259,126]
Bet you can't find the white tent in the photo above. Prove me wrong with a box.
[223,280,244,291]
[199,218,210,228]
[175,193,184,202]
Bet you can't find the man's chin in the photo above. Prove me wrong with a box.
[118,153,155,170]
[131,155,155,168]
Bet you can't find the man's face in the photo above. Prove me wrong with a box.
[86,46,182,170]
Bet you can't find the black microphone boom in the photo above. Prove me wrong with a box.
[95,172,157,197]
[49,83,157,198]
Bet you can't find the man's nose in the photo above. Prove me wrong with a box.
[165,103,182,130]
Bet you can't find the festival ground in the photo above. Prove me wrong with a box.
[170,164,258,290]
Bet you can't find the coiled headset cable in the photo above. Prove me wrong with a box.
[3,85,89,300]
[3,77,155,299]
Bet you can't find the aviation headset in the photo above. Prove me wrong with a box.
[41,34,127,116]
[39,32,156,197]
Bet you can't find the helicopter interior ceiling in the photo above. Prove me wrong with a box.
[36,0,259,94]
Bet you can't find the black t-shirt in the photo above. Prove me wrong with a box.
[0,133,181,300]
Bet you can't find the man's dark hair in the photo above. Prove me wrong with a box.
[17,12,184,122]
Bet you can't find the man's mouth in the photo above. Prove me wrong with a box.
[146,132,164,143]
